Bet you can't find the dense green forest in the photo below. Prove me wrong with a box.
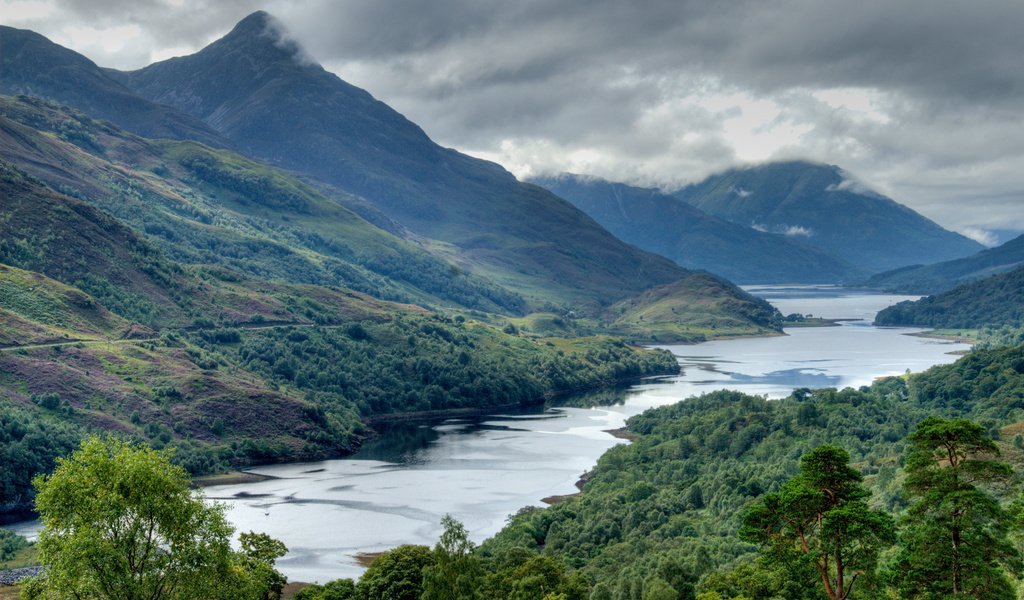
[875,265,1024,328]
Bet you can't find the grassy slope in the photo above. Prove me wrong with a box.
[603,273,783,342]
[0,263,133,346]
[0,151,682,511]
[117,12,692,311]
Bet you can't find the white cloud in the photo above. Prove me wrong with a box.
[958,227,999,247]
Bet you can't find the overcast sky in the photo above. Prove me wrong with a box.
[3,0,1023,242]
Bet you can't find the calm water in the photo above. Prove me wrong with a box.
[9,286,972,582]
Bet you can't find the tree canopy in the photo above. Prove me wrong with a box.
[23,435,286,600]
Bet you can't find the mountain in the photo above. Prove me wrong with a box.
[677,161,983,273]
[0,24,228,147]
[533,173,863,284]
[874,265,1024,329]
[864,234,1024,294]
[0,95,526,315]
[111,11,689,310]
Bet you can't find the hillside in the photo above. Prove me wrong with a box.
[111,11,691,309]
[874,265,1024,328]
[603,273,783,342]
[677,161,983,273]
[864,234,1024,294]
[534,173,862,283]
[0,24,227,148]
[0,95,525,315]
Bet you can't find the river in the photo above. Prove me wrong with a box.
[7,286,972,583]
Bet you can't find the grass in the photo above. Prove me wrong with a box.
[0,544,39,570]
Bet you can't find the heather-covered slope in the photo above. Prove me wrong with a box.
[0,95,525,314]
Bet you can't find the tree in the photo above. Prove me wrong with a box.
[236,532,289,600]
[740,445,895,600]
[422,514,482,600]
[356,544,434,600]
[24,435,286,600]
[894,417,1022,599]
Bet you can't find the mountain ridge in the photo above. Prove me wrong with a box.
[533,172,864,284]
[864,234,1024,294]
[676,160,983,273]
[0,23,229,148]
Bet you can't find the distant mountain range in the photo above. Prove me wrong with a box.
[865,235,1024,294]
[533,173,863,284]
[874,264,1024,329]
[676,161,983,273]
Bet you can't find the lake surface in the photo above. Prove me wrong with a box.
[9,286,972,582]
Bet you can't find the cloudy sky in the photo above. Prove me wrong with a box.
[3,0,1023,242]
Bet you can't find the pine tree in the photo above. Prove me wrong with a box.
[894,417,1022,599]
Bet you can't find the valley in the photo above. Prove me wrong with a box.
[2,6,1023,600]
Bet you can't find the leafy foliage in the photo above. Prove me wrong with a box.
[202,317,679,417]
[24,436,287,600]
[740,446,895,600]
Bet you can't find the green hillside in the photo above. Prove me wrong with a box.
[0,95,525,315]
[865,234,1024,294]
[0,125,684,516]
[0,263,132,347]
[678,161,982,273]
[604,273,783,342]
[534,173,862,283]
[874,265,1024,328]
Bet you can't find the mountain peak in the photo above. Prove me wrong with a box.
[215,10,315,67]
[226,10,275,38]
